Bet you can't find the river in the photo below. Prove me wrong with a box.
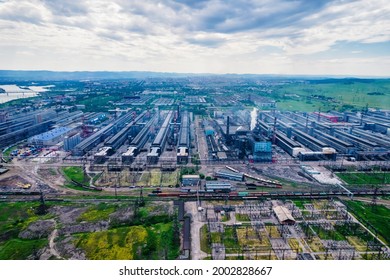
[0,84,54,104]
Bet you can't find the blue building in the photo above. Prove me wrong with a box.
[250,136,272,162]
[28,126,73,146]
[215,169,244,181]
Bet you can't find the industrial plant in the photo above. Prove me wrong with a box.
[0,75,389,260]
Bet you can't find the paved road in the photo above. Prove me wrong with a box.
[185,201,208,260]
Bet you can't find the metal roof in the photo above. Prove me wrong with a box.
[273,206,295,224]
[30,126,71,141]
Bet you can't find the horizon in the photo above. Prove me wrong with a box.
[1,1,389,76]
[0,69,389,79]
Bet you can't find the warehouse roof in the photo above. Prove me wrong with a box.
[30,126,71,142]
[273,206,295,224]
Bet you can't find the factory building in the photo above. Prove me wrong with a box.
[215,169,244,181]
[205,182,233,193]
[28,126,73,146]
[181,175,200,187]
[249,136,272,162]
[105,112,146,151]
[0,109,59,149]
[177,111,190,163]
[122,115,156,164]
[72,111,134,156]
[273,206,295,225]
[63,133,81,151]
[147,111,173,164]
[94,147,113,163]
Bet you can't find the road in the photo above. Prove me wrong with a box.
[48,219,62,259]
[185,201,208,260]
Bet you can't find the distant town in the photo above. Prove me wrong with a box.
[0,72,389,260]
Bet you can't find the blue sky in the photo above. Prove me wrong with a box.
[0,0,389,76]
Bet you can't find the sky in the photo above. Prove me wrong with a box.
[0,0,389,76]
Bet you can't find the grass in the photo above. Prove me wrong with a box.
[221,213,230,222]
[272,79,390,111]
[0,202,52,259]
[62,166,99,192]
[346,236,367,252]
[336,172,390,185]
[334,223,372,242]
[62,166,88,184]
[235,213,250,222]
[161,171,178,187]
[0,238,48,259]
[236,227,270,248]
[77,203,118,222]
[200,225,211,254]
[62,183,98,192]
[306,237,325,252]
[310,224,346,241]
[74,221,179,260]
[288,238,303,253]
[223,227,241,253]
[265,225,282,238]
[0,202,44,241]
[343,200,390,245]
[210,232,221,243]
[138,171,151,186]
[291,199,312,209]
[150,169,162,186]
[2,144,19,158]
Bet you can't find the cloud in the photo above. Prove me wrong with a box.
[0,0,48,25]
[41,0,88,17]
[0,0,389,76]
[186,34,226,48]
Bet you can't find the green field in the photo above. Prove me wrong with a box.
[77,203,118,222]
[62,166,89,184]
[200,225,211,254]
[336,172,390,185]
[0,202,52,259]
[344,200,390,244]
[61,166,97,191]
[74,222,178,260]
[0,202,42,239]
[272,79,390,111]
[235,213,250,222]
[0,238,48,259]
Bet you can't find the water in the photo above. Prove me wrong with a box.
[250,107,258,130]
[0,84,53,104]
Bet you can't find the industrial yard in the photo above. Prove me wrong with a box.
[1,75,390,260]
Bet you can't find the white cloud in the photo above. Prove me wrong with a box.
[0,0,389,75]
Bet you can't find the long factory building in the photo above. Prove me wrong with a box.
[121,114,157,164]
[177,111,190,163]
[0,110,84,149]
[257,110,390,161]
[147,110,173,164]
[93,112,148,163]
[73,111,134,156]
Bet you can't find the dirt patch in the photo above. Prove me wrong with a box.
[109,207,134,224]
[49,205,88,224]
[37,168,66,189]
[0,175,31,191]
[261,166,313,183]
[49,205,110,235]
[58,221,109,235]
[55,236,86,260]
[19,220,55,239]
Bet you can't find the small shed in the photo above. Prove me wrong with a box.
[273,206,296,225]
